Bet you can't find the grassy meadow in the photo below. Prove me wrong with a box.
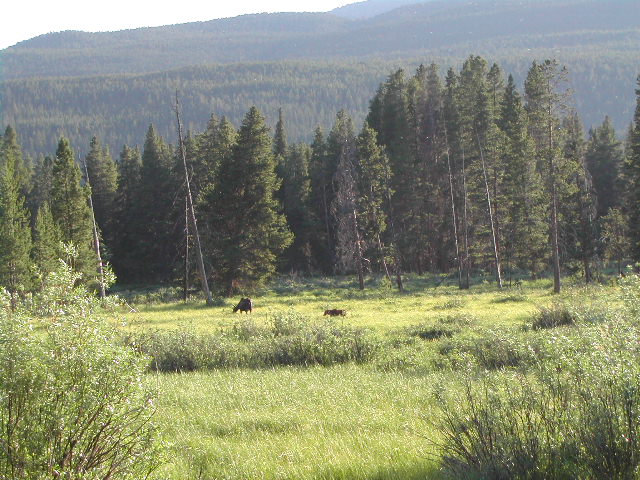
[117,274,632,479]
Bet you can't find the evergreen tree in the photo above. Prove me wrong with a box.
[1,126,32,198]
[562,111,596,282]
[443,66,471,288]
[29,155,54,222]
[201,107,292,295]
[498,74,547,278]
[601,207,629,275]
[366,69,414,273]
[49,138,95,282]
[329,111,365,288]
[586,116,624,218]
[281,143,313,273]
[525,59,572,293]
[308,126,335,273]
[134,125,178,283]
[458,55,503,286]
[193,115,237,202]
[273,108,288,204]
[628,75,640,263]
[0,134,33,302]
[84,137,117,243]
[357,123,392,278]
[32,202,63,275]
[111,145,142,282]
[273,108,288,159]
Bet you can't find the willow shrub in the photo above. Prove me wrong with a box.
[131,311,380,371]
[0,259,159,480]
[434,274,640,480]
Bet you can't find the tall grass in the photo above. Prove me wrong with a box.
[119,274,638,479]
[150,366,442,480]
[128,311,380,371]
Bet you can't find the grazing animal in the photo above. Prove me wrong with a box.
[324,309,346,317]
[233,297,253,314]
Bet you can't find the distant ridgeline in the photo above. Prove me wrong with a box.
[0,0,639,157]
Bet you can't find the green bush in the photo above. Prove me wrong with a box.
[0,259,158,479]
[435,286,640,480]
[437,328,540,371]
[404,323,456,341]
[532,302,578,329]
[130,313,380,371]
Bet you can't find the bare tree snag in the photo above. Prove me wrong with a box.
[174,91,214,306]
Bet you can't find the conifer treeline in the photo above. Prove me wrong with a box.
[1,56,639,297]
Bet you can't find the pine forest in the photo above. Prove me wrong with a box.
[1,56,639,296]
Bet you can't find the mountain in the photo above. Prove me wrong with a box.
[3,0,638,79]
[1,0,638,157]
[331,0,422,19]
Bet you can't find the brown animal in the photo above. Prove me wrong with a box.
[324,309,346,316]
[233,297,253,313]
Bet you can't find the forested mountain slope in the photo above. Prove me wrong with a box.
[330,0,420,19]
[0,0,638,156]
[3,0,637,78]
[2,55,637,158]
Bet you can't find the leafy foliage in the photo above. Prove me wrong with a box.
[129,311,379,371]
[0,251,159,479]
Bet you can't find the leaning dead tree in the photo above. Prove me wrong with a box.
[174,92,214,305]
[443,123,463,289]
[82,158,106,300]
[476,131,503,288]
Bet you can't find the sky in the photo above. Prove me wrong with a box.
[0,0,355,50]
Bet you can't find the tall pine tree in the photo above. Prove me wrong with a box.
[133,125,178,283]
[111,145,142,282]
[84,137,118,244]
[201,107,292,295]
[0,128,32,301]
[525,60,572,293]
[628,75,640,263]
[49,137,95,283]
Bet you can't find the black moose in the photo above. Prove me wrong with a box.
[233,297,253,314]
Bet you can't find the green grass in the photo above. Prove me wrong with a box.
[150,366,443,480]
[122,275,555,334]
[119,275,618,479]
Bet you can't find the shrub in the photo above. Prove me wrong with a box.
[492,292,529,303]
[620,271,640,319]
[404,323,456,341]
[435,319,640,479]
[0,259,158,479]
[437,328,539,371]
[433,297,466,310]
[532,302,577,329]
[130,313,380,371]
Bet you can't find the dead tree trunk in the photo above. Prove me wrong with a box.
[461,137,471,290]
[443,124,463,289]
[175,92,214,305]
[82,159,106,300]
[352,207,365,290]
[476,131,503,288]
[183,196,190,302]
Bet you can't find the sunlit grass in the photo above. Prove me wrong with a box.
[122,275,562,333]
[120,274,618,479]
[150,366,444,480]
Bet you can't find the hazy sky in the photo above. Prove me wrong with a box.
[0,0,354,49]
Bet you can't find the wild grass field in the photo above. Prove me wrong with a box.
[117,274,636,480]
